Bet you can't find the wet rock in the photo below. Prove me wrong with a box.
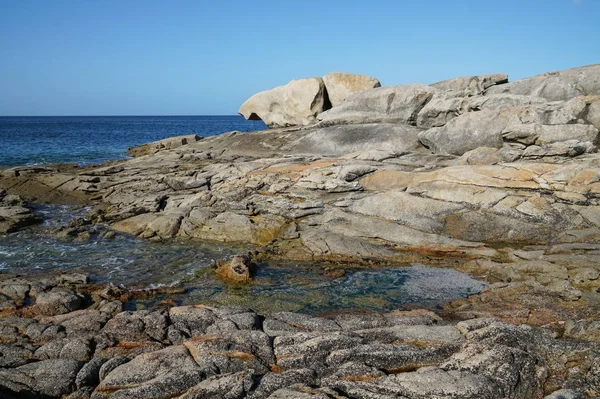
[215,254,254,283]
[0,204,40,234]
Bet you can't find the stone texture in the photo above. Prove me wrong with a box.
[486,63,600,101]
[239,78,328,128]
[322,71,381,106]
[318,84,436,125]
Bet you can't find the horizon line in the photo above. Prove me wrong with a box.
[0,114,247,117]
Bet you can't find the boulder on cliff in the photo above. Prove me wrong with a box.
[238,77,328,128]
[322,72,381,106]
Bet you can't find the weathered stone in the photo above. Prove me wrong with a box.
[28,287,84,316]
[0,359,83,397]
[76,358,108,389]
[322,72,381,107]
[93,346,204,398]
[318,84,435,125]
[183,330,274,375]
[239,78,328,127]
[127,134,201,157]
[180,370,254,399]
[0,205,40,234]
[486,63,600,101]
[431,73,508,95]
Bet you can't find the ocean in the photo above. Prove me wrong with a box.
[0,115,267,167]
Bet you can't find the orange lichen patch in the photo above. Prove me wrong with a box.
[116,341,155,349]
[340,375,381,382]
[247,160,339,179]
[186,334,220,343]
[208,350,254,360]
[270,363,282,373]
[360,170,414,191]
[0,308,19,317]
[286,321,309,331]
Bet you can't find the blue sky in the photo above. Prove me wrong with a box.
[0,0,598,116]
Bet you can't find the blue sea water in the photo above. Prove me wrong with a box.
[0,115,266,167]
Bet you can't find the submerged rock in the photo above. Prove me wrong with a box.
[215,254,254,283]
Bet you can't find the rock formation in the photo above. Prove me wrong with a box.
[322,72,381,107]
[238,78,329,128]
[0,190,39,234]
[0,275,599,398]
[2,63,600,398]
[215,254,254,283]
[238,72,380,127]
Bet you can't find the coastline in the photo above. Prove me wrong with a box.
[1,65,600,397]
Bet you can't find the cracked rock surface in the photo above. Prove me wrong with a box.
[0,276,599,398]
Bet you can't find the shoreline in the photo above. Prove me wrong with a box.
[1,64,600,397]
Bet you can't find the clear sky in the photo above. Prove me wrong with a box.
[0,0,598,116]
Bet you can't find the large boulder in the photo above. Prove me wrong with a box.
[239,78,328,128]
[322,72,381,106]
[486,63,600,101]
[318,84,435,125]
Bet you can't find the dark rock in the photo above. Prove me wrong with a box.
[0,359,83,397]
[180,370,254,399]
[75,357,108,389]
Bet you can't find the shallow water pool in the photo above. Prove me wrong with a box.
[0,204,486,314]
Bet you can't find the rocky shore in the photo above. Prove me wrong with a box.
[0,274,599,398]
[1,65,600,397]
